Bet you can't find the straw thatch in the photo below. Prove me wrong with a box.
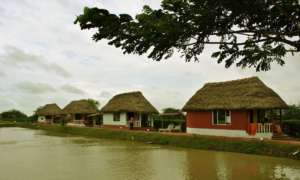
[101,91,158,113]
[36,103,63,116]
[183,77,288,111]
[63,100,99,114]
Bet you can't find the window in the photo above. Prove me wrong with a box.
[75,114,82,120]
[113,113,120,121]
[213,110,231,125]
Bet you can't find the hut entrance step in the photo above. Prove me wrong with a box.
[272,133,294,141]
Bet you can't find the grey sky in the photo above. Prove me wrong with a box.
[0,46,70,78]
[61,84,86,95]
[15,82,56,94]
[0,0,299,115]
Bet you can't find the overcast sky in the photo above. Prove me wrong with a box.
[0,0,299,115]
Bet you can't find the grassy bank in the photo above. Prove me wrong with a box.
[2,123,300,160]
[0,120,18,127]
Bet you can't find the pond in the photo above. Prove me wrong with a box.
[0,127,300,180]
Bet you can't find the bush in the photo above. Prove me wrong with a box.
[282,120,300,137]
[28,114,38,123]
[0,109,29,122]
[283,104,300,120]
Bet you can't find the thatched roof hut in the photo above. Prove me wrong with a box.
[101,91,158,113]
[63,100,99,114]
[36,103,63,116]
[183,77,288,111]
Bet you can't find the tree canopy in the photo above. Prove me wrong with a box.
[87,99,100,110]
[162,107,182,113]
[75,0,300,71]
[283,104,300,120]
[0,109,28,122]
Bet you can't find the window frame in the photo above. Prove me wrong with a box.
[113,112,120,122]
[212,110,231,125]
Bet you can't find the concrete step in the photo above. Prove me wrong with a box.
[272,134,295,140]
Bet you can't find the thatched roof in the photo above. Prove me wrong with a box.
[63,100,99,114]
[36,103,63,116]
[101,91,158,113]
[183,77,288,111]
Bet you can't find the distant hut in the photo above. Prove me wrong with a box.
[182,77,288,139]
[63,100,99,125]
[101,91,158,129]
[36,103,63,124]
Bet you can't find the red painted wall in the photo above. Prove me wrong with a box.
[187,110,249,130]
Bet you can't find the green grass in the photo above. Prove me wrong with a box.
[0,120,18,127]
[2,123,300,160]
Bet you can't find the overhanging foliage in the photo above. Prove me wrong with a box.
[75,0,300,71]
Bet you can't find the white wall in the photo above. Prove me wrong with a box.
[103,113,127,126]
[187,128,250,138]
[187,128,272,139]
[38,116,46,122]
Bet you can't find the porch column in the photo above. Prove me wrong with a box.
[93,118,96,127]
[280,109,282,125]
[138,113,141,127]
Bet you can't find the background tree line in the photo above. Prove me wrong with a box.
[1,103,300,123]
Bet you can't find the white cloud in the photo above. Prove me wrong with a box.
[99,91,113,99]
[61,84,85,95]
[15,82,56,94]
[0,0,299,114]
[0,46,71,78]
[0,71,5,77]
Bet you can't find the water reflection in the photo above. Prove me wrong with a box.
[0,128,299,180]
[183,147,300,180]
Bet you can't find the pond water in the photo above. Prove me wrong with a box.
[0,127,300,180]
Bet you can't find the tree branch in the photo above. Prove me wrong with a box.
[212,30,300,37]
[182,38,269,46]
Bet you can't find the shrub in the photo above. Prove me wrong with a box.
[282,120,300,137]
[283,104,300,120]
[0,109,29,122]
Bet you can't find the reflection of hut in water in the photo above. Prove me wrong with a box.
[184,150,283,180]
[184,150,219,179]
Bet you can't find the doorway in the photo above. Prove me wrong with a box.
[141,114,149,127]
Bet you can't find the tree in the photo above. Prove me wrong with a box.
[0,109,28,122]
[87,99,100,110]
[283,104,300,120]
[162,108,181,113]
[29,106,44,123]
[75,0,300,71]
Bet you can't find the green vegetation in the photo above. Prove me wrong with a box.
[87,99,100,110]
[0,109,29,122]
[4,123,300,160]
[153,108,185,130]
[282,120,300,138]
[75,0,300,71]
[283,104,300,120]
[162,108,181,113]
[0,120,18,127]
[281,104,300,137]
[0,109,38,123]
